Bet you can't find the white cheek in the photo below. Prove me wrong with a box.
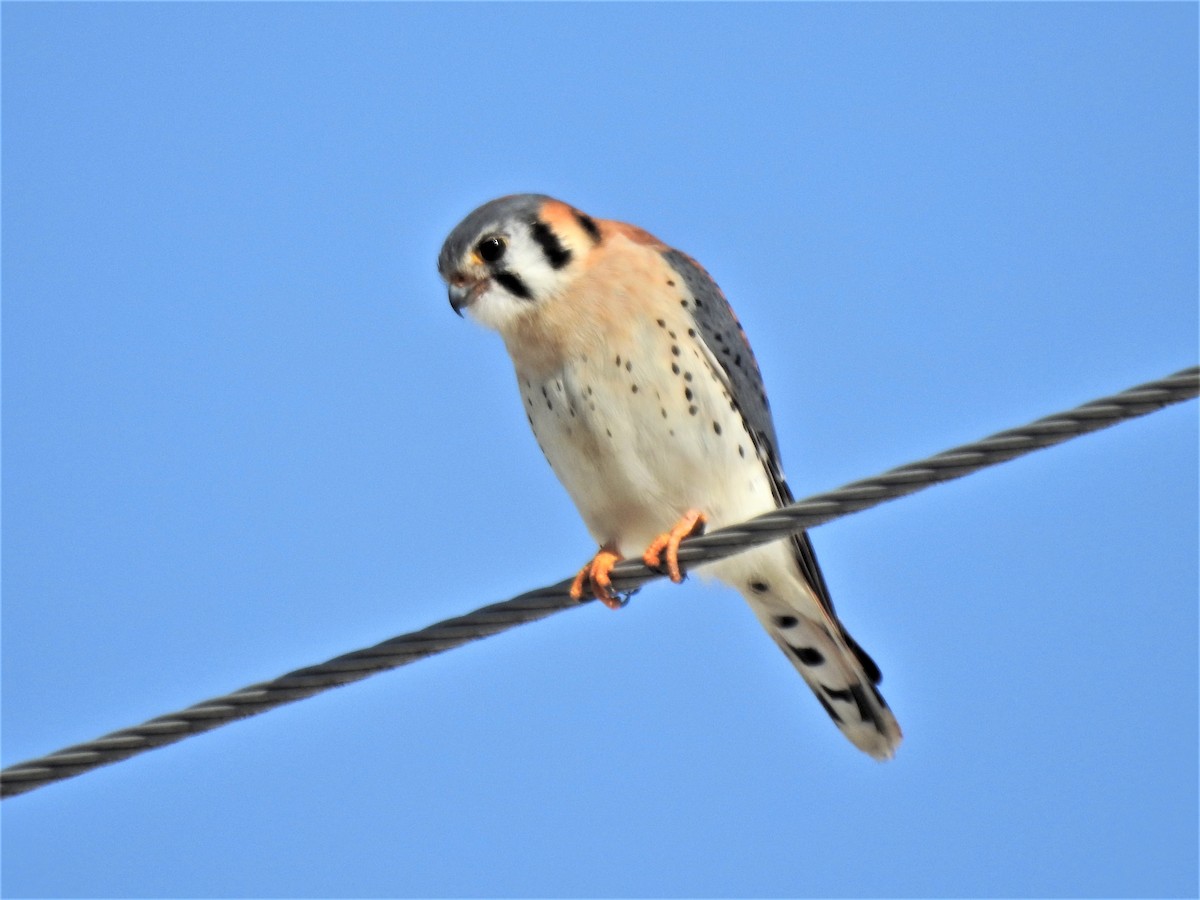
[517,262,561,300]
[465,285,535,332]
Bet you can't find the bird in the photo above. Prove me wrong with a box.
[438,194,901,760]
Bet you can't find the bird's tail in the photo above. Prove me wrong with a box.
[712,543,902,760]
[748,598,901,760]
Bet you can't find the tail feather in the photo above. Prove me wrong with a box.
[753,607,901,760]
[709,543,902,760]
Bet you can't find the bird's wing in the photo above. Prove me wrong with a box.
[657,249,851,623]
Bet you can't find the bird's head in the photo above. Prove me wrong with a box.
[437,194,603,332]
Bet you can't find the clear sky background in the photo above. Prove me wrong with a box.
[3,4,1196,898]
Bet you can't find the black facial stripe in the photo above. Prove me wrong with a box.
[494,270,532,299]
[574,211,601,244]
[530,220,572,269]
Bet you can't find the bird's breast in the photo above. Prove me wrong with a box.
[514,309,776,555]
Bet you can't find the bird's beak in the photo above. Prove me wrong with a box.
[448,278,485,317]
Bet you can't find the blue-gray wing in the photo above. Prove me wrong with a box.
[660,249,877,678]
[661,248,785,484]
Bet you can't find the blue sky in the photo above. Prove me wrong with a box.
[3,4,1196,897]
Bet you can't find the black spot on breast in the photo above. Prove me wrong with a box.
[749,580,770,593]
[791,646,825,666]
[631,384,638,393]
[615,355,621,366]
[684,387,693,401]
[625,361,632,372]
[667,279,676,287]
[712,422,722,435]
[688,405,698,416]
[671,363,680,375]
[668,330,677,339]
[680,299,689,308]
[671,345,681,356]
[684,371,693,382]
[656,319,666,328]
[773,615,797,628]
[687,328,696,337]
[738,445,745,458]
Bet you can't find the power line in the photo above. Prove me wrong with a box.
[2,366,1196,799]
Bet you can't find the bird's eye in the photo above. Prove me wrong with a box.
[477,235,507,263]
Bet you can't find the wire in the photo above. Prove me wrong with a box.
[2,366,1196,799]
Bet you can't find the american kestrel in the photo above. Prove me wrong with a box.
[438,194,901,759]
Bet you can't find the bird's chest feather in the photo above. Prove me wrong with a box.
[500,272,773,551]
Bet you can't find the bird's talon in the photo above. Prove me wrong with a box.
[606,588,637,610]
[642,510,708,584]
[596,591,624,611]
[571,548,624,609]
[569,568,590,602]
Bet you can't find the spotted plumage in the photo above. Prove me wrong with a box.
[438,194,901,759]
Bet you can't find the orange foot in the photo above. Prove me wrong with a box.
[643,509,708,584]
[570,545,624,609]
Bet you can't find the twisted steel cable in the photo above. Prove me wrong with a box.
[3,366,1196,799]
